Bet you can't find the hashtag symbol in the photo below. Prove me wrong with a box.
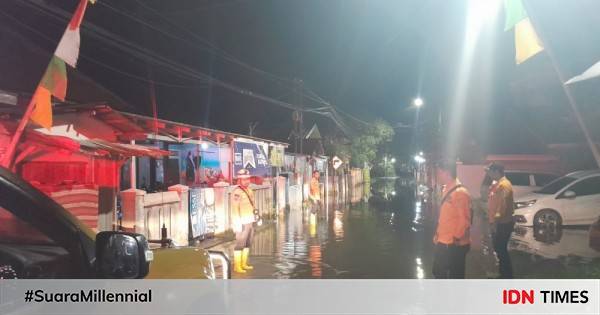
[24,290,33,302]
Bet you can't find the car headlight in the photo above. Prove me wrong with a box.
[515,199,537,209]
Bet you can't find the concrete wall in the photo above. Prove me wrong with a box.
[457,164,486,200]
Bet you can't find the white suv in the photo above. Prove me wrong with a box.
[514,170,600,227]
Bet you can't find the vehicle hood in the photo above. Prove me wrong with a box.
[515,192,548,203]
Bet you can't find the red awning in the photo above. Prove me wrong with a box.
[1,121,169,161]
[80,139,170,159]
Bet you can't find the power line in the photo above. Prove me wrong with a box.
[16,0,357,135]
[0,8,206,90]
[129,0,292,85]
[111,0,333,107]
[21,0,302,111]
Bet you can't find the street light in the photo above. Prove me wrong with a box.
[390,157,396,163]
[414,155,426,164]
[413,97,424,108]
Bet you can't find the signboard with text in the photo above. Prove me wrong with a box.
[233,139,271,177]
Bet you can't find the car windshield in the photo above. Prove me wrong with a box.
[535,176,577,194]
[0,206,55,246]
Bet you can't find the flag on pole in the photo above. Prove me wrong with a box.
[565,61,600,85]
[30,0,91,129]
[504,0,544,64]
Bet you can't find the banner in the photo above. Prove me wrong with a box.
[269,145,284,167]
[188,188,216,239]
[1,280,598,314]
[233,139,270,177]
[168,142,223,185]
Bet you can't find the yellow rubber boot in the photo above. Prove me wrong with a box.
[234,250,246,273]
[241,248,254,270]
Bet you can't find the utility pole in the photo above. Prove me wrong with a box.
[248,121,259,136]
[296,79,304,154]
[524,2,600,168]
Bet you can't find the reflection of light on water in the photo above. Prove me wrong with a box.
[309,213,317,237]
[413,202,422,224]
[309,244,322,278]
[334,211,344,240]
[415,257,424,279]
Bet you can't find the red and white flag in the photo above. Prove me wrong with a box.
[54,0,90,68]
[30,0,93,128]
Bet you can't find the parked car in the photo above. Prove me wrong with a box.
[590,216,600,251]
[0,167,229,279]
[513,170,600,227]
[480,171,558,201]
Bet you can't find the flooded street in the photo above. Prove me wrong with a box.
[214,178,600,279]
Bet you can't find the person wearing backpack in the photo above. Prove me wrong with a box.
[432,161,472,279]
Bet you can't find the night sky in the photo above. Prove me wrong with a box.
[2,0,600,160]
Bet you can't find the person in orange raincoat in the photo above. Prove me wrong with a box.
[486,162,515,279]
[432,161,472,279]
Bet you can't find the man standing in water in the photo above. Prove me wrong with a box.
[486,162,515,278]
[432,161,472,279]
[309,170,322,214]
[231,168,258,274]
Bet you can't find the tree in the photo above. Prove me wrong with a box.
[349,119,394,168]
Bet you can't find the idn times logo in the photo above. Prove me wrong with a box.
[503,290,589,305]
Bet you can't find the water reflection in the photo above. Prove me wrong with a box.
[510,226,600,261]
[333,211,344,240]
[237,177,599,279]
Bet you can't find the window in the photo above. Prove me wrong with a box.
[534,174,558,187]
[0,206,54,245]
[506,172,530,186]
[566,176,600,197]
[537,176,577,194]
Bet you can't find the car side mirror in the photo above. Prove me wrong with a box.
[96,231,152,279]
[563,190,576,199]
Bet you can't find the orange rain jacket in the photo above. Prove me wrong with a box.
[487,176,514,224]
[433,180,472,246]
[309,177,321,201]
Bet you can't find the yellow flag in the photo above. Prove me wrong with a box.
[514,18,543,64]
[30,86,53,129]
[505,0,544,64]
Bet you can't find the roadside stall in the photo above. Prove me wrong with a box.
[0,121,169,232]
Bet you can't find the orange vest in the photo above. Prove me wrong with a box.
[310,177,321,201]
[434,181,471,246]
[487,177,514,224]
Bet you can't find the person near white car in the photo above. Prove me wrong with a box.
[486,163,515,279]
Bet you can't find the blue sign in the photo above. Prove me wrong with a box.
[233,141,271,177]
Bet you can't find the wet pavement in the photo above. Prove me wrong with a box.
[212,178,600,279]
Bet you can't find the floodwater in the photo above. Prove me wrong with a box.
[215,178,600,279]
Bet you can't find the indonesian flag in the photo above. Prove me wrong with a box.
[30,0,91,129]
